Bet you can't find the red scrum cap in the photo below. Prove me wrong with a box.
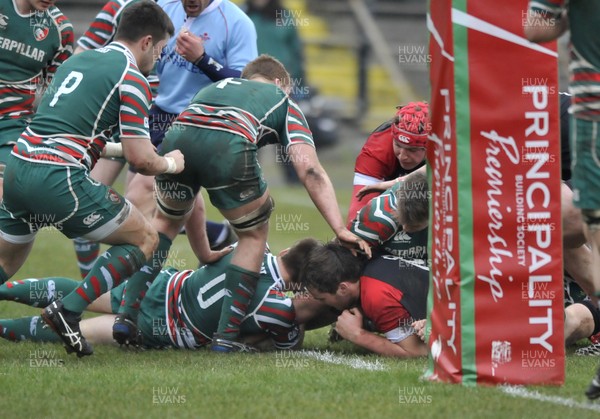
[392,101,430,148]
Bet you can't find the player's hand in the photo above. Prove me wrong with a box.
[336,229,372,258]
[411,319,427,342]
[355,179,398,200]
[164,150,185,174]
[199,245,234,265]
[335,307,364,343]
[176,30,205,63]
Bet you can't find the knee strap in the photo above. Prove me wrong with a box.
[229,196,275,232]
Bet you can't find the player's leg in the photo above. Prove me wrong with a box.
[42,173,159,356]
[72,158,126,278]
[565,301,600,346]
[0,277,80,307]
[125,173,157,219]
[80,315,118,346]
[211,193,273,351]
[0,315,61,343]
[562,182,586,248]
[570,116,600,399]
[110,174,192,345]
[0,239,33,285]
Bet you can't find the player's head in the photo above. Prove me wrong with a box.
[242,54,292,95]
[298,242,367,311]
[181,0,212,17]
[395,171,429,232]
[392,102,430,170]
[115,1,175,76]
[280,238,322,284]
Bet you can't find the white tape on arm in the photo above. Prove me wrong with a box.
[164,156,177,174]
[101,142,123,158]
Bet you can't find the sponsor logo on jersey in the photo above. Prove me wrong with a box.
[83,212,102,227]
[393,231,412,242]
[200,32,210,41]
[0,13,8,30]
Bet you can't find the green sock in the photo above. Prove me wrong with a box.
[0,316,61,342]
[73,238,101,279]
[215,264,259,339]
[0,277,79,307]
[119,233,172,321]
[62,244,146,313]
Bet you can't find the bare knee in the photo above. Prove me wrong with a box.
[565,303,595,345]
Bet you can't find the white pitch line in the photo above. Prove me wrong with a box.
[501,385,600,413]
[299,350,388,371]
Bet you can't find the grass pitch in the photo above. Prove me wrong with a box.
[1,153,600,419]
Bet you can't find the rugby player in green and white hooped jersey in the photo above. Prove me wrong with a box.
[0,239,333,350]
[0,1,186,357]
[0,0,73,200]
[137,55,370,353]
[349,170,429,265]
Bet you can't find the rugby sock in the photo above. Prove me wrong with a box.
[215,264,259,339]
[206,221,227,248]
[119,233,172,321]
[0,265,9,285]
[73,238,101,279]
[62,244,146,313]
[0,277,79,307]
[0,316,60,342]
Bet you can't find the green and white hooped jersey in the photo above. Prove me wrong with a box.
[76,0,158,98]
[350,182,429,263]
[0,0,73,128]
[175,78,314,150]
[162,252,299,350]
[12,42,151,170]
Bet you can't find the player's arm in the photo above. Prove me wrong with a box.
[118,71,184,175]
[45,12,74,82]
[289,143,370,256]
[355,165,427,200]
[178,16,257,82]
[524,1,568,43]
[76,0,122,53]
[183,194,233,264]
[335,308,427,358]
[120,137,183,176]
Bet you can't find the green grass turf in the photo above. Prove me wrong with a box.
[1,154,600,418]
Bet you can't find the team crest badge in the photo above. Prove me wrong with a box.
[107,189,122,204]
[33,22,49,41]
[31,12,50,41]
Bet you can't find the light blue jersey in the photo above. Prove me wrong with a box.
[155,0,257,114]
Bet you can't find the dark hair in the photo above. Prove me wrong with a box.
[299,241,368,294]
[396,171,429,227]
[115,1,175,45]
[241,54,291,88]
[281,238,322,284]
